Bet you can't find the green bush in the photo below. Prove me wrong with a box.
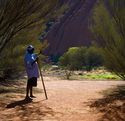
[59,46,103,79]
[85,47,103,71]
[59,47,87,70]
[59,47,86,79]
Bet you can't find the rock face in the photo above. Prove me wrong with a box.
[44,0,97,56]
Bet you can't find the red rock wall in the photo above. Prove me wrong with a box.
[44,0,97,55]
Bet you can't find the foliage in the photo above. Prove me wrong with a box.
[91,0,125,79]
[0,0,59,54]
[85,46,103,71]
[0,0,67,80]
[59,47,85,69]
[0,27,43,79]
[0,21,50,79]
[81,73,120,80]
[59,46,103,79]
[59,47,82,79]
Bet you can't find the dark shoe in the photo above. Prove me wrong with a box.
[30,95,36,98]
[25,96,33,101]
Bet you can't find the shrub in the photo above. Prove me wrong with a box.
[91,0,125,79]
[59,46,103,79]
[85,47,103,71]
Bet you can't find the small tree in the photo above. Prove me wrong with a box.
[91,0,125,79]
[59,47,82,79]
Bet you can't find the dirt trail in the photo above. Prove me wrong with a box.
[0,77,125,121]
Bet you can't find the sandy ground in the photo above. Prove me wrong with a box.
[0,77,125,121]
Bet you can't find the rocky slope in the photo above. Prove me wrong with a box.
[44,0,97,56]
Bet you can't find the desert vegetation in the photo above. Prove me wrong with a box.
[0,0,66,80]
[0,0,125,121]
[91,0,125,79]
[58,46,103,79]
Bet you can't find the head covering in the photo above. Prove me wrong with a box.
[27,45,34,53]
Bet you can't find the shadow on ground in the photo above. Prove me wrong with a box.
[0,98,62,121]
[89,85,125,121]
[6,98,33,108]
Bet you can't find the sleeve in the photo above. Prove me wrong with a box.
[32,53,38,60]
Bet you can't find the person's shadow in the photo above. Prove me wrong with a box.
[6,98,33,108]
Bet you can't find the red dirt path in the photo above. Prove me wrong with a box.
[0,77,125,121]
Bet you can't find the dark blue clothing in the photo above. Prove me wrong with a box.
[24,53,39,79]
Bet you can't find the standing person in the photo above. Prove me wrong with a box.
[24,45,39,100]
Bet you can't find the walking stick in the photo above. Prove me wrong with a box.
[37,60,48,100]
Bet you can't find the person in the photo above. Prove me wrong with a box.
[24,45,39,100]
